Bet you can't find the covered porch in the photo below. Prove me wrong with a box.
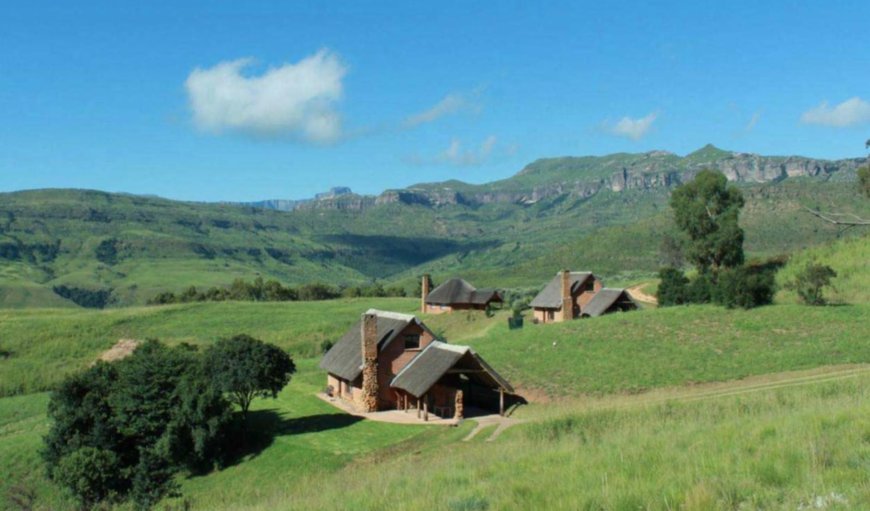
[389,341,515,421]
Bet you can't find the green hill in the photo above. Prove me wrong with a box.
[1,146,867,307]
[0,297,868,509]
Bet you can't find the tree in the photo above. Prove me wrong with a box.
[43,341,231,510]
[54,447,121,509]
[787,263,838,305]
[204,335,296,420]
[669,170,745,275]
[656,267,689,306]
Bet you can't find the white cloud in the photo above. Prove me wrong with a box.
[185,50,347,142]
[800,97,870,127]
[607,112,658,140]
[745,112,761,132]
[407,135,499,166]
[403,89,483,128]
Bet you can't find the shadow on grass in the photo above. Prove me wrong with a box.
[217,410,363,469]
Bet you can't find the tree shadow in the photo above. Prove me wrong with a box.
[215,410,363,470]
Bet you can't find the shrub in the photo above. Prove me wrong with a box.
[657,267,689,306]
[713,266,776,309]
[787,263,838,305]
[55,447,122,508]
[686,273,714,304]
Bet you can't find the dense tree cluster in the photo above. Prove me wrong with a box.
[43,337,294,509]
[148,277,406,305]
[52,285,113,309]
[658,170,775,309]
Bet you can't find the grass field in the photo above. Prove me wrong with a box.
[1,287,868,509]
[776,235,870,305]
[0,297,418,396]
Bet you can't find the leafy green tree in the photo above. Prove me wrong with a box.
[43,362,122,476]
[44,341,232,510]
[656,267,689,306]
[670,170,745,275]
[788,263,838,305]
[204,335,296,419]
[54,447,122,509]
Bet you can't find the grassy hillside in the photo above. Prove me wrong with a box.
[0,297,418,396]
[776,234,869,304]
[1,154,866,308]
[0,293,867,509]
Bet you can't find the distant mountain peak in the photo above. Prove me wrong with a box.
[686,144,732,160]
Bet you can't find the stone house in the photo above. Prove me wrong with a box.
[320,309,514,420]
[421,276,502,314]
[530,270,639,323]
[530,270,603,323]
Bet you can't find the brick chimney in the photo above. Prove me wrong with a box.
[421,274,430,313]
[360,312,379,412]
[560,269,572,322]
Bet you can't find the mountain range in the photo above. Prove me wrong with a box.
[0,145,866,308]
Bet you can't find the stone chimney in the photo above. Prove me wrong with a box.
[360,312,379,412]
[421,274,430,313]
[560,269,572,322]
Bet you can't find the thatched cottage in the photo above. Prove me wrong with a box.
[421,276,502,314]
[530,270,603,323]
[529,270,638,323]
[320,310,514,420]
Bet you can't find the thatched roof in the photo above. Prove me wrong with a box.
[581,288,637,317]
[319,310,436,381]
[425,278,501,306]
[529,271,594,309]
[390,341,513,398]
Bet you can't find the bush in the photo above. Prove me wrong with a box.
[297,283,340,301]
[713,266,776,309]
[55,447,122,508]
[657,267,689,306]
[686,273,714,304]
[787,263,837,305]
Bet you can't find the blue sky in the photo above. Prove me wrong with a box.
[1,1,868,201]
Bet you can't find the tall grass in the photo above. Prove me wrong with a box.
[776,235,869,304]
[270,373,870,511]
[0,298,417,396]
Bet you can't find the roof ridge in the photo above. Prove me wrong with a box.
[365,309,416,321]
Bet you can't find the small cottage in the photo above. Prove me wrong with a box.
[581,288,638,317]
[421,276,502,314]
[530,270,603,323]
[320,309,514,419]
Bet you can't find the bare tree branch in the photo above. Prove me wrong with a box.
[802,206,870,226]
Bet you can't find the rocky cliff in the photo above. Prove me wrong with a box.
[266,146,868,212]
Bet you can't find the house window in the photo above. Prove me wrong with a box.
[404,334,421,350]
[585,280,595,292]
